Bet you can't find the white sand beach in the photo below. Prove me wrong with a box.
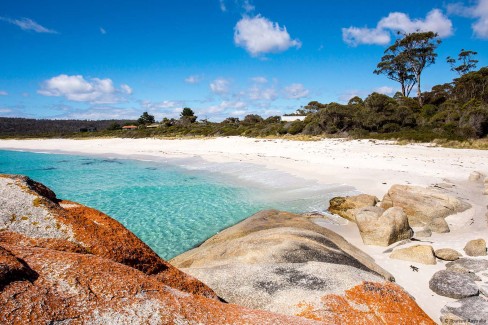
[1,136,488,321]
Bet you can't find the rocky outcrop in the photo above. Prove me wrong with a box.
[355,207,413,246]
[0,174,323,324]
[171,210,434,323]
[390,245,437,265]
[0,174,215,298]
[429,270,479,299]
[440,296,488,324]
[464,238,487,256]
[380,185,470,227]
[328,194,379,222]
[435,248,462,261]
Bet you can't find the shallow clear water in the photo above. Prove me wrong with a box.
[0,149,355,259]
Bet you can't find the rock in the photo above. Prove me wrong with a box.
[440,296,488,324]
[172,210,434,323]
[0,175,216,299]
[355,207,413,246]
[427,217,450,233]
[464,238,487,256]
[429,270,479,299]
[435,248,462,261]
[415,228,432,238]
[0,175,328,324]
[328,194,379,222]
[446,258,488,273]
[480,285,488,297]
[390,245,436,265]
[469,171,484,181]
[0,246,37,289]
[447,264,482,281]
[380,185,470,227]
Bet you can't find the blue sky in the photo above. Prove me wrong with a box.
[0,0,487,121]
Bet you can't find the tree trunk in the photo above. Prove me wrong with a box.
[416,75,423,106]
[401,82,406,97]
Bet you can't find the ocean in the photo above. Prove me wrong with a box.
[0,149,355,259]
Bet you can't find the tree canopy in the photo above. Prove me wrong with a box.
[137,112,155,125]
[447,49,478,76]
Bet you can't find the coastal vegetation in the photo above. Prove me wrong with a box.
[1,32,486,144]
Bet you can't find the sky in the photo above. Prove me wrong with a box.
[0,0,487,121]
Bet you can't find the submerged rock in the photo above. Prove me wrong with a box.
[355,207,413,246]
[328,194,379,222]
[390,245,437,265]
[464,238,487,256]
[429,270,479,299]
[172,210,434,323]
[380,185,470,227]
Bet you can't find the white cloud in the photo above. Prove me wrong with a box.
[242,0,255,13]
[342,9,453,46]
[448,0,488,39]
[234,15,301,56]
[378,9,453,37]
[210,78,230,94]
[230,109,247,117]
[121,84,133,95]
[204,101,247,114]
[38,74,132,104]
[141,100,183,110]
[339,90,363,103]
[248,85,277,100]
[0,90,8,96]
[100,27,107,34]
[55,106,139,120]
[219,0,227,12]
[251,76,268,83]
[284,83,309,99]
[185,75,203,84]
[0,108,13,114]
[0,17,57,34]
[342,26,391,46]
[375,86,394,95]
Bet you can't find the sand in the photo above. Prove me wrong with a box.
[1,136,487,322]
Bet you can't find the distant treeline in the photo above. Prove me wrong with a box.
[0,118,134,137]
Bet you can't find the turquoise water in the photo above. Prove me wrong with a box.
[0,149,353,259]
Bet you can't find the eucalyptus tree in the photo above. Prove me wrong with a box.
[447,49,478,76]
[375,31,441,106]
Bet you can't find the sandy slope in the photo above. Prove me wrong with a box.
[1,136,487,322]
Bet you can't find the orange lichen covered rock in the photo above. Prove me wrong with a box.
[0,243,319,324]
[0,174,216,299]
[296,282,435,324]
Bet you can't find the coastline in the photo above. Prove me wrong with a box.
[1,136,488,321]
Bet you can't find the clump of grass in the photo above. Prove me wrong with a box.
[21,216,29,221]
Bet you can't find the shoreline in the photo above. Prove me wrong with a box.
[1,137,487,196]
[1,137,488,322]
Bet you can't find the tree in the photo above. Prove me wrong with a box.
[137,112,155,125]
[374,50,416,97]
[179,107,197,124]
[392,31,441,106]
[447,49,478,76]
